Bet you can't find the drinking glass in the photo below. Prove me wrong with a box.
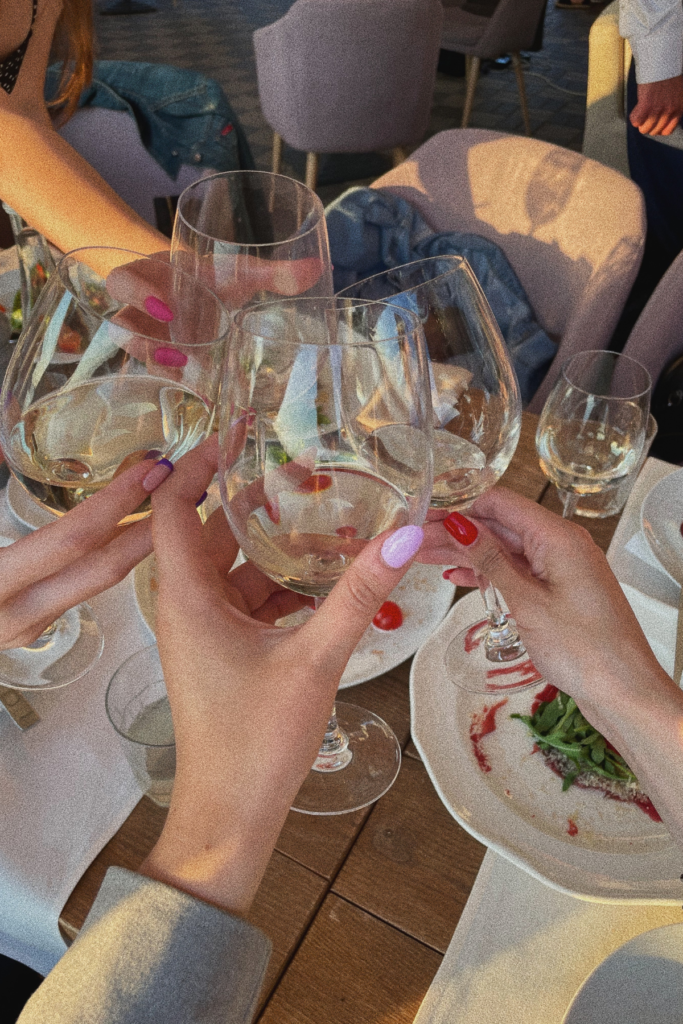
[219,296,433,814]
[171,170,333,310]
[339,256,530,694]
[0,247,230,523]
[536,351,652,520]
[571,412,657,519]
[106,645,176,808]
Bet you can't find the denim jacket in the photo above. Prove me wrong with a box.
[45,61,254,179]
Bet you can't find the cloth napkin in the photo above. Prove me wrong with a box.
[414,456,683,1024]
[0,488,154,976]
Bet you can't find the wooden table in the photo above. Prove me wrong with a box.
[59,411,624,1023]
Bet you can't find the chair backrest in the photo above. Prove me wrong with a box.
[442,0,547,58]
[371,129,645,410]
[582,0,632,177]
[253,0,443,153]
[58,108,211,227]
[623,249,683,388]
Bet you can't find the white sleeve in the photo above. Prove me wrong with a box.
[619,0,683,83]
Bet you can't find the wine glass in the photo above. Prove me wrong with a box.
[218,296,433,814]
[0,246,230,523]
[171,170,333,309]
[338,256,531,694]
[536,350,652,520]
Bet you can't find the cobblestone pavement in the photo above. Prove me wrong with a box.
[94,0,605,199]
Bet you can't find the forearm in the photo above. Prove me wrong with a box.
[619,0,683,82]
[0,109,167,256]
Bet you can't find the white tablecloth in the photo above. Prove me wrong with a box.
[414,457,683,1024]
[0,487,154,976]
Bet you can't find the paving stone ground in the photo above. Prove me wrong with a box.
[93,0,605,200]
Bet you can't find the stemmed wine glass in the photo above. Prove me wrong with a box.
[338,255,533,694]
[171,170,333,308]
[0,247,229,691]
[536,350,652,519]
[218,296,434,814]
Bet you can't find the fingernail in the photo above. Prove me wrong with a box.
[142,457,174,492]
[442,568,457,582]
[195,490,208,507]
[381,525,423,569]
[143,449,162,460]
[154,346,188,367]
[443,511,478,546]
[145,296,174,322]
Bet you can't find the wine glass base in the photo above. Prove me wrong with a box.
[0,604,104,690]
[445,617,543,694]
[291,702,401,815]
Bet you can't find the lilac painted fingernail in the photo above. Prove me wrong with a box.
[381,525,424,569]
[143,449,162,460]
[142,457,174,492]
[195,490,208,507]
[154,346,188,367]
[144,296,174,322]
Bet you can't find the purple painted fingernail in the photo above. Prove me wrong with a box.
[145,296,174,322]
[381,525,424,569]
[195,490,208,507]
[142,457,174,493]
[143,449,162,460]
[154,346,188,368]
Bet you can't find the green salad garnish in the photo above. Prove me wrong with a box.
[511,690,638,792]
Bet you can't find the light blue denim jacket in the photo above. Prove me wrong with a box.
[45,61,254,180]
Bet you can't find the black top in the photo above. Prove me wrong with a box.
[0,0,38,95]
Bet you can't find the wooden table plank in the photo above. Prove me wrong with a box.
[258,893,443,1024]
[500,411,546,501]
[332,756,485,953]
[539,486,620,554]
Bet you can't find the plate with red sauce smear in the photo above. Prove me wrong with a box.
[410,589,682,904]
[640,468,683,585]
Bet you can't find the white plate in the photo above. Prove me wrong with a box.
[410,589,682,903]
[562,924,683,1023]
[641,469,683,585]
[134,547,454,688]
[6,475,59,531]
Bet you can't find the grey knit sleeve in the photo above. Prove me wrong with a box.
[18,867,272,1024]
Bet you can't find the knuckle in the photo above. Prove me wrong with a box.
[476,544,508,580]
[342,566,385,617]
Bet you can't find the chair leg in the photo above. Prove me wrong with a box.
[391,146,408,168]
[272,133,283,175]
[511,53,531,137]
[305,152,319,191]
[462,56,480,129]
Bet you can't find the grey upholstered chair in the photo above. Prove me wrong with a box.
[440,0,548,135]
[253,0,443,190]
[371,129,646,411]
[623,250,683,389]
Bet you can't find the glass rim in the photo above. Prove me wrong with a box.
[335,254,469,297]
[231,295,424,346]
[56,246,230,348]
[105,647,175,748]
[560,349,652,401]
[174,169,326,249]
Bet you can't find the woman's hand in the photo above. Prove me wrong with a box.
[140,434,424,915]
[0,455,171,648]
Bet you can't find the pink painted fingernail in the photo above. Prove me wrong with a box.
[381,525,423,569]
[142,457,174,492]
[154,346,188,367]
[144,296,174,322]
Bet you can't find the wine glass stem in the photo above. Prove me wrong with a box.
[476,573,526,662]
[558,488,579,520]
[312,596,352,772]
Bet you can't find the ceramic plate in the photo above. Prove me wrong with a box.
[5,475,59,530]
[410,589,682,903]
[562,924,683,1023]
[641,469,683,585]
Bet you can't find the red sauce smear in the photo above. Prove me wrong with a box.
[531,683,559,716]
[336,526,357,539]
[297,473,332,494]
[541,753,662,822]
[680,522,683,538]
[485,660,543,690]
[469,698,508,773]
[464,619,487,653]
[372,601,403,631]
[567,818,578,836]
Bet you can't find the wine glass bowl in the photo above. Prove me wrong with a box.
[0,248,230,524]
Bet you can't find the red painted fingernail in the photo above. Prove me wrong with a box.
[442,568,457,581]
[144,296,174,322]
[154,346,188,367]
[443,511,478,546]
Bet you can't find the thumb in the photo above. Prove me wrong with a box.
[299,524,424,674]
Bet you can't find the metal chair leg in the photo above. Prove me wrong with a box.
[305,152,319,191]
[462,56,480,129]
[511,53,531,136]
[272,133,283,175]
[391,146,408,167]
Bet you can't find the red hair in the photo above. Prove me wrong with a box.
[47,0,93,125]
